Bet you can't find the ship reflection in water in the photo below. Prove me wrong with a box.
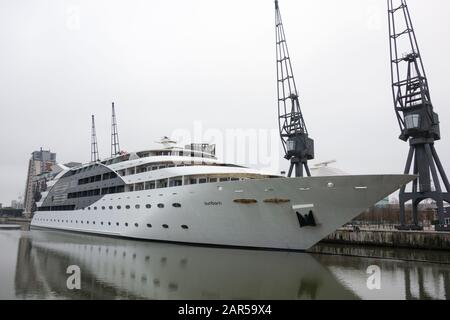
[0,230,449,300]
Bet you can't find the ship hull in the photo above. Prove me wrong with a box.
[31,174,413,250]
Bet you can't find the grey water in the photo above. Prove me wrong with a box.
[0,228,449,300]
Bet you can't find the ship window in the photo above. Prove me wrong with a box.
[88,207,91,210]
[209,178,217,183]
[101,222,104,225]
[87,221,89,224]
[135,204,140,209]
[117,205,121,209]
[145,181,156,190]
[135,183,144,191]
[81,221,84,224]
[146,204,151,209]
[102,206,105,210]
[109,206,113,210]
[126,205,130,209]
[93,221,96,225]
[172,203,181,208]
[219,177,229,182]
[94,207,97,210]
[231,178,239,181]
[157,179,168,189]
[76,220,78,224]
[108,222,111,226]
[162,224,169,229]
[157,203,164,208]
[189,178,197,185]
[199,178,207,184]
[134,223,139,227]
[116,222,119,226]
[181,225,188,229]
[147,224,152,228]
[125,223,129,227]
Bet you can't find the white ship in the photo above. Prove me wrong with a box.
[30,137,414,251]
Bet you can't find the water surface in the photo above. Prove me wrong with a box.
[0,229,448,300]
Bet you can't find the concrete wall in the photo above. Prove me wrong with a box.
[322,229,450,250]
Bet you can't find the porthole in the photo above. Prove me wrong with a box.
[88,207,91,210]
[87,221,89,224]
[81,221,84,224]
[101,222,104,225]
[76,220,78,224]
[147,224,152,228]
[117,205,121,209]
[157,203,164,208]
[93,221,96,225]
[109,206,113,209]
[146,204,151,209]
[116,222,119,226]
[134,223,139,227]
[102,206,105,210]
[135,204,140,209]
[94,207,97,210]
[108,222,111,226]
[162,224,169,229]
[173,203,181,208]
[126,205,131,209]
[181,225,189,229]
[125,223,129,227]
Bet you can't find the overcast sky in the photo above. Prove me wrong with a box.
[0,0,449,205]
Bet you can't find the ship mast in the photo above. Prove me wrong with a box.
[91,115,100,163]
[111,102,121,157]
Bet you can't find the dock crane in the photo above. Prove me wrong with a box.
[387,0,450,229]
[275,0,314,178]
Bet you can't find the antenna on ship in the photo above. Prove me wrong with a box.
[388,0,450,229]
[275,0,314,178]
[91,115,100,163]
[111,102,121,157]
